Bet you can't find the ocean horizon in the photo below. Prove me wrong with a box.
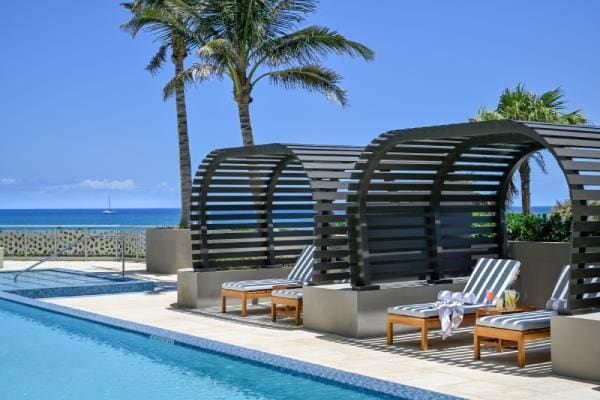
[0,206,554,226]
[0,208,180,226]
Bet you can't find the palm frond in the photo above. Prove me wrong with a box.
[146,44,169,74]
[475,107,503,121]
[256,25,374,66]
[263,64,348,106]
[163,63,222,100]
[265,0,317,37]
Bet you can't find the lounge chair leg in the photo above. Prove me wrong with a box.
[271,302,277,322]
[241,293,247,317]
[517,336,526,368]
[386,320,394,345]
[474,331,481,360]
[221,294,227,313]
[295,302,302,326]
[420,321,429,351]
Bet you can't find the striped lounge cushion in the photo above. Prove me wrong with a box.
[545,265,571,312]
[272,288,304,300]
[222,279,300,292]
[222,245,316,292]
[387,258,521,318]
[388,303,483,318]
[462,258,521,303]
[286,245,316,283]
[477,311,553,331]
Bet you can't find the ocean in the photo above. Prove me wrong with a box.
[0,206,552,226]
[0,209,180,226]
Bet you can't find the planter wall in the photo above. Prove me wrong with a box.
[508,241,570,309]
[177,267,290,308]
[146,228,192,274]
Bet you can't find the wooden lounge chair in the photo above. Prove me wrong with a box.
[221,245,315,317]
[271,288,304,325]
[474,265,577,367]
[386,258,521,350]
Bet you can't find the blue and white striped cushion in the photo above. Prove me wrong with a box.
[477,310,553,331]
[545,265,571,311]
[388,303,483,318]
[272,288,304,299]
[462,258,521,304]
[387,258,520,319]
[222,279,299,292]
[286,245,315,283]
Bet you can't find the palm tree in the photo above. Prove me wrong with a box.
[122,0,196,228]
[477,83,587,214]
[163,0,375,146]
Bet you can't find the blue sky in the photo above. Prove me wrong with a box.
[0,0,598,209]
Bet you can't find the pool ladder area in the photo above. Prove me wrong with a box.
[13,233,126,281]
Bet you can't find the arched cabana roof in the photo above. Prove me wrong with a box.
[348,120,600,311]
[191,143,362,283]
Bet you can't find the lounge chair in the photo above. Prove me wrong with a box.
[473,265,585,367]
[271,288,304,325]
[221,245,315,317]
[386,258,521,350]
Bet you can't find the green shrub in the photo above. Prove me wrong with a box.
[506,212,571,242]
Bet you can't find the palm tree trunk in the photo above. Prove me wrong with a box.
[172,41,192,228]
[236,94,255,146]
[519,159,531,215]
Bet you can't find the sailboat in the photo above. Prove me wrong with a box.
[102,196,114,214]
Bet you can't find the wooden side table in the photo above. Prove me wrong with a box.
[475,306,536,351]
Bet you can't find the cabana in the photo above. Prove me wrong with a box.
[347,120,600,311]
[305,120,600,338]
[181,144,362,307]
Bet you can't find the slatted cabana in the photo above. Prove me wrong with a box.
[348,120,600,312]
[191,143,362,283]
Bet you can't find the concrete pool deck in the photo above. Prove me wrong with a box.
[4,260,599,399]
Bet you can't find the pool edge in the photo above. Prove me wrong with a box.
[0,291,462,400]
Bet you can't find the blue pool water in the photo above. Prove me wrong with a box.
[0,299,411,400]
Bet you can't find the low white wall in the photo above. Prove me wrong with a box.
[146,228,192,274]
[177,267,290,308]
[508,241,570,309]
[552,313,600,382]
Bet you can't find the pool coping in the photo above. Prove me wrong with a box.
[0,291,461,400]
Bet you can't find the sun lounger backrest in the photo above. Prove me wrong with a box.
[545,265,571,312]
[463,258,521,304]
[549,265,571,300]
[287,245,316,283]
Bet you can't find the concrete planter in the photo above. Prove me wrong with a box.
[508,241,570,309]
[303,280,467,338]
[146,228,192,274]
[177,267,290,308]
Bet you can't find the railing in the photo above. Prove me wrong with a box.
[0,225,149,259]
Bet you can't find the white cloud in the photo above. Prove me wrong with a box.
[0,178,17,186]
[79,179,135,191]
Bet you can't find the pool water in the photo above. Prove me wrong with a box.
[0,269,154,298]
[0,269,122,291]
[0,299,401,400]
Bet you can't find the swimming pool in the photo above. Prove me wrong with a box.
[0,294,458,400]
[0,269,154,298]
